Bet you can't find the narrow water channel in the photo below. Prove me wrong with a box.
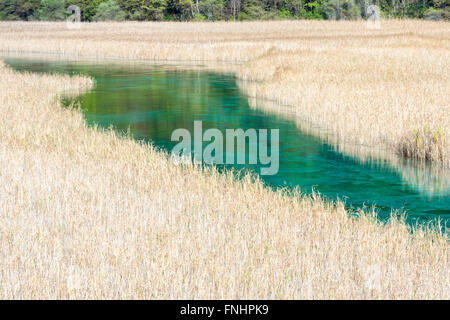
[5,58,449,230]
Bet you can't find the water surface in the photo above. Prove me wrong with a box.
[5,58,449,230]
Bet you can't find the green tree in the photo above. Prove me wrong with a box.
[93,0,126,20]
[166,0,195,20]
[283,0,307,18]
[38,0,66,20]
[0,0,445,21]
[118,0,167,20]
[238,0,265,20]
[0,0,40,20]
[304,0,322,18]
[423,6,444,19]
[198,0,225,20]
[66,0,106,21]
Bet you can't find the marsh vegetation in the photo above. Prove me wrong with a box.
[0,20,448,299]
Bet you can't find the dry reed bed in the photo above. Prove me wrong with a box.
[244,95,450,196]
[0,22,449,299]
[0,20,449,168]
[238,45,449,167]
[0,62,449,299]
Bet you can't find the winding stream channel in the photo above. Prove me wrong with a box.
[5,58,449,230]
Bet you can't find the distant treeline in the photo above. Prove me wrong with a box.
[0,0,448,22]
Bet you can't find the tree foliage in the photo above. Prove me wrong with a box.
[0,0,40,20]
[38,0,66,20]
[93,0,126,21]
[0,0,447,21]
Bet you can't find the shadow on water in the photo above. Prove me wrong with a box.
[4,58,449,232]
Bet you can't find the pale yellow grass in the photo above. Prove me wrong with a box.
[0,21,449,299]
[0,20,449,168]
[238,46,449,167]
[0,60,449,299]
[243,95,450,196]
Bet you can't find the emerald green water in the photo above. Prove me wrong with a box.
[5,58,450,230]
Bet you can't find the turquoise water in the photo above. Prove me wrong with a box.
[5,58,449,230]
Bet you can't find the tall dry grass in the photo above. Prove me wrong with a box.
[0,21,449,299]
[238,46,449,168]
[0,61,448,299]
[243,94,450,196]
[0,20,449,168]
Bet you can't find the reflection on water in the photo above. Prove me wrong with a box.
[4,58,450,230]
[242,92,450,199]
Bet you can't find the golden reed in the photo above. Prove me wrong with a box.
[0,21,448,299]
